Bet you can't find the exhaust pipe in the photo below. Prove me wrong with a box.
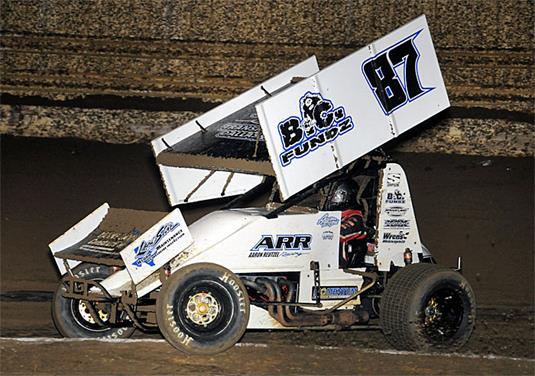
[252,278,368,328]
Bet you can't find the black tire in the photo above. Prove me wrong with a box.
[52,263,135,339]
[156,263,250,355]
[380,263,476,351]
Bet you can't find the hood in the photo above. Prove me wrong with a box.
[188,208,266,252]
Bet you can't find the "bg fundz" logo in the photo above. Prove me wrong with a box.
[277,92,354,167]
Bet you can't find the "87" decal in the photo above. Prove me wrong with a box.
[362,30,433,115]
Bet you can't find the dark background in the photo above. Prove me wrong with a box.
[1,135,532,308]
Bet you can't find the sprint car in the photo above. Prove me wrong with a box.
[50,16,476,354]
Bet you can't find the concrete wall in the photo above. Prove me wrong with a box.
[1,0,533,156]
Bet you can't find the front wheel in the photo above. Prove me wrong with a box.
[380,263,476,351]
[156,263,250,355]
[52,263,135,339]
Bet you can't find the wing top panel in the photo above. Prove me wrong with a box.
[257,15,449,200]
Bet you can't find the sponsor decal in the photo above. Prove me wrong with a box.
[317,213,340,228]
[386,173,401,187]
[277,92,354,166]
[215,121,264,142]
[385,206,408,217]
[79,231,138,253]
[362,30,433,115]
[384,219,410,228]
[322,230,334,240]
[132,222,182,267]
[280,251,303,257]
[385,189,406,204]
[312,286,358,300]
[249,234,312,258]
[383,231,409,243]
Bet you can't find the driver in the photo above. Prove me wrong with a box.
[324,179,371,266]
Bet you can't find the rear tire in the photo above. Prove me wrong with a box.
[52,263,135,339]
[156,263,249,355]
[380,263,476,351]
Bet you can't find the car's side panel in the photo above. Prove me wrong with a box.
[186,210,341,273]
[374,163,423,270]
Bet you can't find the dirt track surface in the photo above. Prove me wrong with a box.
[1,338,534,375]
[1,135,534,374]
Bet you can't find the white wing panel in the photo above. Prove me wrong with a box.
[257,15,449,200]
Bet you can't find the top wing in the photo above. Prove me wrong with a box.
[256,15,449,200]
[154,15,449,203]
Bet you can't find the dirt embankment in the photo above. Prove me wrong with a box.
[1,1,533,155]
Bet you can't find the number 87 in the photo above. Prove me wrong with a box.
[362,30,432,115]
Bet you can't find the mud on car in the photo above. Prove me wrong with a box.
[49,15,476,355]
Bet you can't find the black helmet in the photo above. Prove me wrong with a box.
[324,179,358,211]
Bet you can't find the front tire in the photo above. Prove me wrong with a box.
[380,263,476,351]
[52,263,135,339]
[156,263,250,355]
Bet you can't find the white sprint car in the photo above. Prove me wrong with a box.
[50,15,475,355]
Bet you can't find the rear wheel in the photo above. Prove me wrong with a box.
[52,263,135,339]
[380,263,476,351]
[156,263,249,355]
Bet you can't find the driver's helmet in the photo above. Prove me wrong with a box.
[324,179,358,211]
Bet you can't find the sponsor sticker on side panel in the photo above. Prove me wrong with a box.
[121,209,193,284]
[382,231,409,244]
[316,213,340,228]
[384,219,410,228]
[385,189,406,204]
[312,286,358,300]
[249,234,312,258]
[386,173,401,187]
[385,206,409,217]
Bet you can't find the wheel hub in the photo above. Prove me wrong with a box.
[78,301,109,324]
[186,292,220,326]
[424,297,442,324]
